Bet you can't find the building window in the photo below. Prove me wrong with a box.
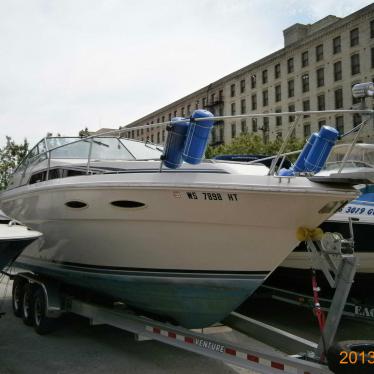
[231,123,236,138]
[219,124,224,141]
[250,75,256,89]
[161,115,165,122]
[262,70,268,84]
[202,98,206,107]
[151,134,154,143]
[181,108,185,117]
[353,113,362,128]
[262,90,268,106]
[274,63,281,79]
[252,118,257,132]
[263,117,269,144]
[241,120,247,134]
[303,100,310,118]
[303,123,311,138]
[301,51,309,67]
[162,130,165,142]
[219,89,223,101]
[316,44,323,62]
[333,36,341,54]
[318,94,325,111]
[335,88,343,109]
[168,113,172,121]
[157,132,160,144]
[187,105,191,115]
[371,20,374,38]
[240,99,246,114]
[275,109,282,127]
[316,68,324,87]
[351,53,360,75]
[334,61,342,81]
[288,104,295,122]
[302,74,309,92]
[275,85,281,102]
[251,94,257,110]
[287,58,294,74]
[230,84,235,97]
[173,110,177,117]
[350,28,359,47]
[141,128,144,135]
[335,116,344,134]
[288,79,294,98]
[240,79,245,94]
[231,102,236,115]
[318,120,326,130]
[371,47,374,69]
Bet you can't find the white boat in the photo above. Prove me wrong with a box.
[0,134,358,328]
[265,144,374,302]
[0,210,42,271]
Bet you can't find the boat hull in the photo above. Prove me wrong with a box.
[1,173,355,327]
[264,200,374,303]
[0,237,37,270]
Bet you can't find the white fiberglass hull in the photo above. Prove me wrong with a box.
[0,171,356,327]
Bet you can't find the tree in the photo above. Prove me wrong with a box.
[0,136,29,190]
[205,133,305,162]
[79,127,90,137]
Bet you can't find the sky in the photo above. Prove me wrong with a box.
[0,0,372,148]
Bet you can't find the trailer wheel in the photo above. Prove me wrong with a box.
[22,282,34,326]
[12,276,26,318]
[32,287,56,335]
[327,340,374,374]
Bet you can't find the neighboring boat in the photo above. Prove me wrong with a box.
[0,132,358,328]
[0,210,42,271]
[263,144,374,303]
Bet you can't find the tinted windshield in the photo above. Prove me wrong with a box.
[46,137,135,160]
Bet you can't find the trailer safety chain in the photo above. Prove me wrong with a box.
[311,269,326,333]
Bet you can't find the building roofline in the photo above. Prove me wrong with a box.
[124,3,374,129]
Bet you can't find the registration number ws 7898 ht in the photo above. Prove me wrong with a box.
[182,191,239,201]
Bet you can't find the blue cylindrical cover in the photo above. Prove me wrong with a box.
[162,117,189,169]
[304,126,339,173]
[293,133,318,172]
[183,109,215,165]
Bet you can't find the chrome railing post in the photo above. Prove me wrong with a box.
[87,139,93,175]
[268,113,301,175]
[337,118,368,174]
[46,151,51,180]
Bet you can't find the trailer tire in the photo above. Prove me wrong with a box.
[12,276,26,318]
[22,282,34,326]
[327,340,374,374]
[32,287,56,335]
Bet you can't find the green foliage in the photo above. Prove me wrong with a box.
[0,136,29,190]
[206,133,305,161]
[79,127,90,137]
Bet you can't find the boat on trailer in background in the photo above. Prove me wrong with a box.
[0,210,42,272]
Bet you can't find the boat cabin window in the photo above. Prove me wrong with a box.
[29,168,60,184]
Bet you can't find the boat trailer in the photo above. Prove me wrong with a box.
[5,229,373,374]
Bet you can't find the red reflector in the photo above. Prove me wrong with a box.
[153,327,161,334]
[225,348,236,356]
[168,332,176,339]
[271,361,284,370]
[185,337,194,344]
[247,354,259,363]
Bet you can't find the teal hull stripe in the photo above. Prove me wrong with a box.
[17,255,268,280]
